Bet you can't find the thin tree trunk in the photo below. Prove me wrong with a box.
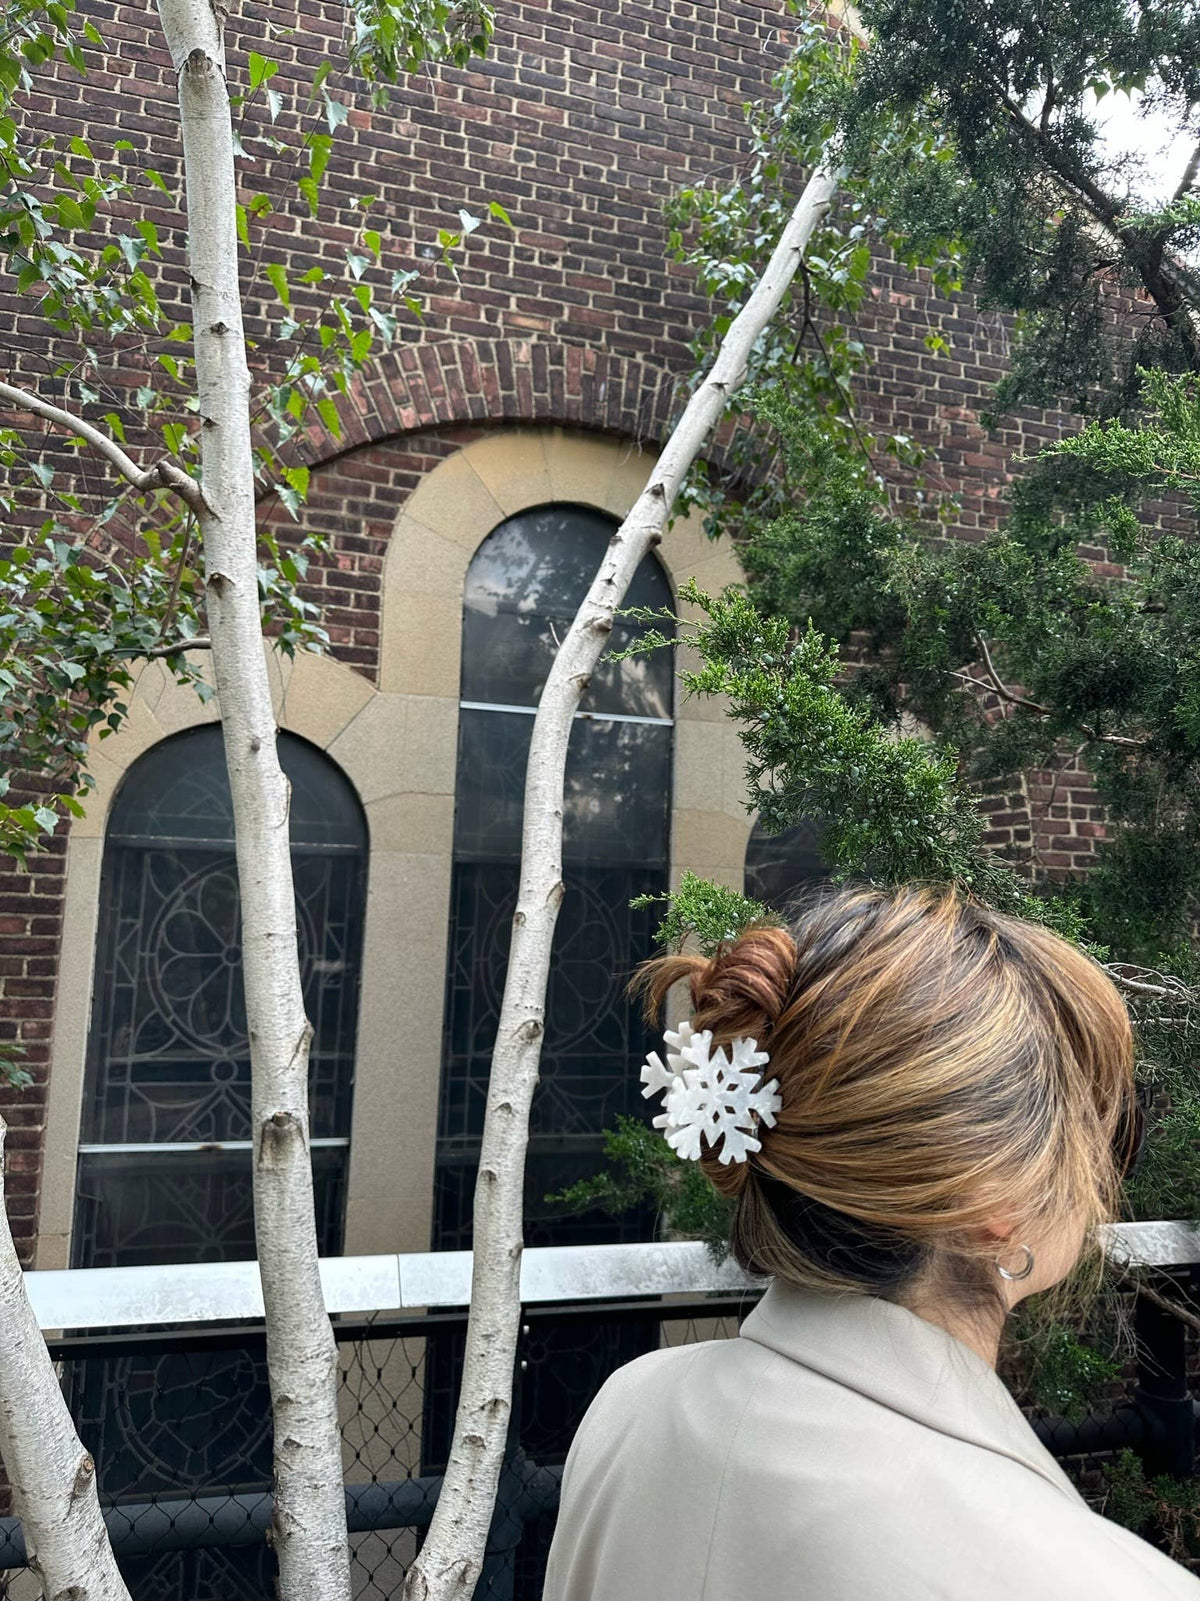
[0,1123,132,1600]
[153,3,351,1597]
[405,159,843,1601]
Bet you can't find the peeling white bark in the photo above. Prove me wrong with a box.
[0,1121,131,1600]
[153,4,351,1597]
[404,161,844,1601]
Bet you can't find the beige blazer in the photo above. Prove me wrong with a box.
[543,1280,1200,1599]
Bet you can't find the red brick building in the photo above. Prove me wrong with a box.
[0,0,1102,1288]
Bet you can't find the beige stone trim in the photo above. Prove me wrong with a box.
[41,426,750,1272]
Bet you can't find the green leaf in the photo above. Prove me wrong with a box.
[265,261,291,308]
[309,134,333,185]
[282,463,310,503]
[323,94,348,133]
[248,51,278,91]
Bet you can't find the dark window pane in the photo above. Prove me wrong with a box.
[460,504,673,718]
[744,817,831,912]
[68,1334,273,1497]
[453,708,670,865]
[108,724,367,849]
[73,1147,347,1268]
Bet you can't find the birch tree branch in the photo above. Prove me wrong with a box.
[0,379,207,513]
[154,3,351,1597]
[143,636,212,656]
[0,1121,132,1600]
[404,156,845,1601]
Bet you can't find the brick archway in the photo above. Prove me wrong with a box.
[293,338,681,467]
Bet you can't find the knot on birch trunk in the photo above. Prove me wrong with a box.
[69,1453,95,1501]
[258,1109,304,1164]
[184,45,215,75]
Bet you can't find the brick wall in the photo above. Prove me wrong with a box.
[0,0,1115,1256]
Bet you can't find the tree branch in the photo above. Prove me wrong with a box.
[951,665,1146,749]
[1173,137,1200,204]
[0,379,208,514]
[996,88,1200,347]
[1105,963,1198,1005]
[1127,1279,1200,1340]
[951,667,1051,716]
[143,635,212,657]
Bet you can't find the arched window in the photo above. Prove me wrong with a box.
[435,504,674,1253]
[744,816,831,913]
[69,725,367,1597]
[74,725,368,1269]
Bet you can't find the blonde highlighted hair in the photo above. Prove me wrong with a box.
[635,885,1135,1301]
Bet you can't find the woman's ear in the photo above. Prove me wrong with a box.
[977,1215,1018,1245]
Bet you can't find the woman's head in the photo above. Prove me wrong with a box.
[636,885,1135,1310]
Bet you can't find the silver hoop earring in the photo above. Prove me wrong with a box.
[996,1243,1035,1282]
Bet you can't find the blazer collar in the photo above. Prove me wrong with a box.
[740,1279,1081,1500]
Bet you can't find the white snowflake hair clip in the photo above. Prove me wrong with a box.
[640,1019,783,1166]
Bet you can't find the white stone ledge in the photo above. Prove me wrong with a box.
[22,1224,1192,1332]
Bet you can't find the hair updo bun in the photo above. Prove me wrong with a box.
[634,884,1136,1303]
[633,925,797,1199]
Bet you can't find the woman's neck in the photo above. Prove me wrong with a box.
[900,1288,1006,1369]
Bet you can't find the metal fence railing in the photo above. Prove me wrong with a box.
[1,1229,1197,1600]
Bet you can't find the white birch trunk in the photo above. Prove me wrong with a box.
[153,3,351,1596]
[405,160,843,1601]
[0,1122,132,1600]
